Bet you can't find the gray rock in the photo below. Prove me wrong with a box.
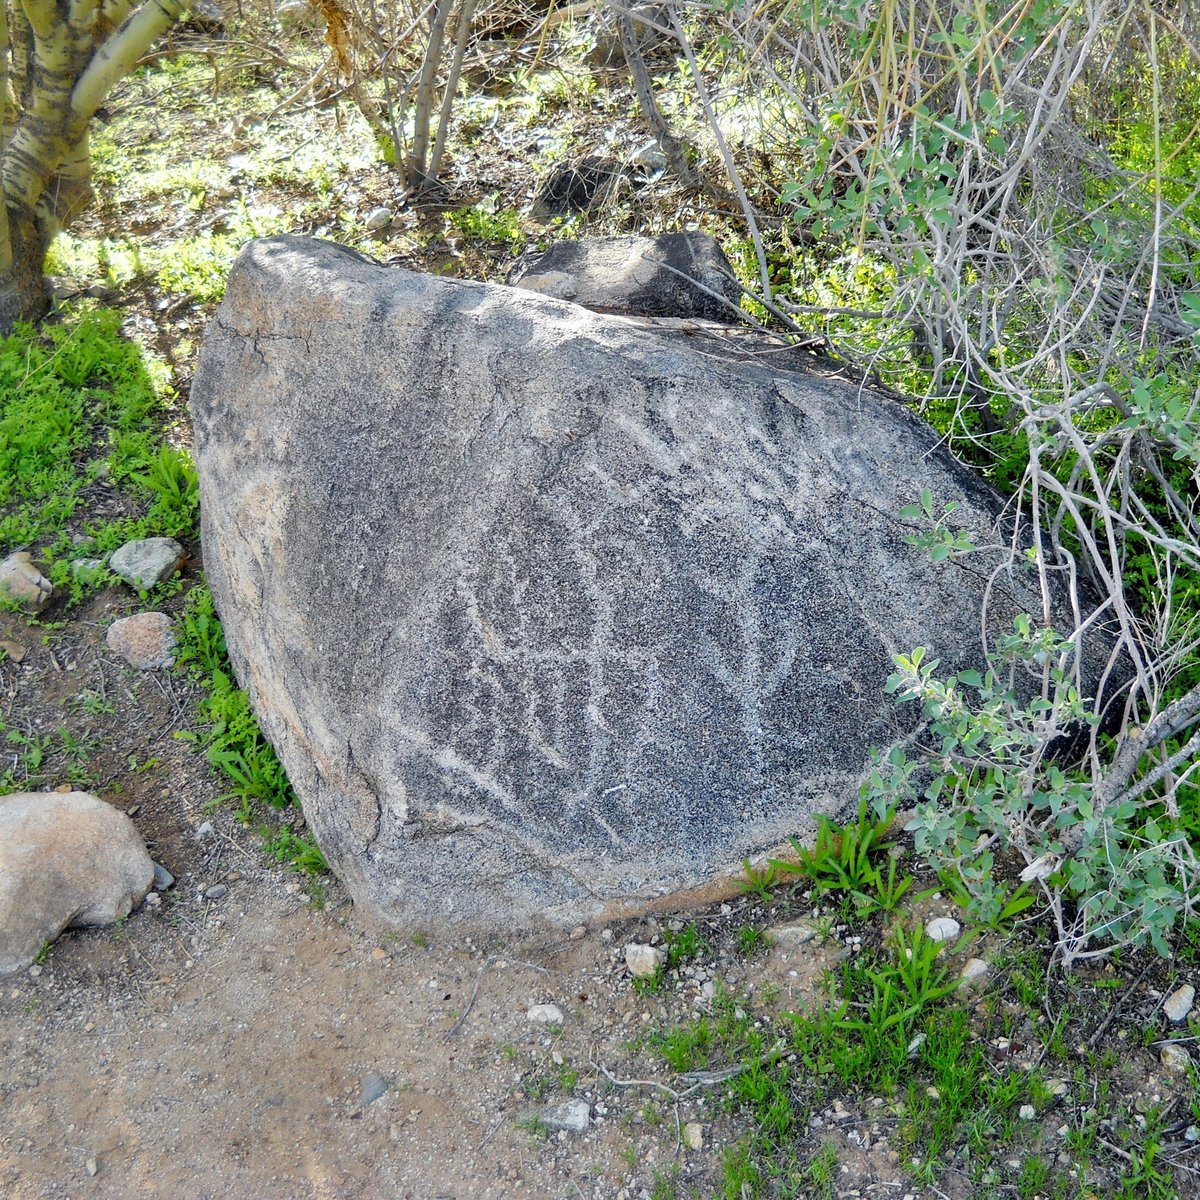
[959,957,989,988]
[1163,984,1195,1023]
[625,944,665,979]
[153,862,175,890]
[527,1003,564,1024]
[189,236,1115,933]
[508,233,743,322]
[769,921,820,949]
[109,538,185,590]
[71,557,105,577]
[360,1072,389,1105]
[364,207,393,232]
[0,791,155,974]
[204,883,228,900]
[539,1098,590,1133]
[105,612,177,669]
[0,551,53,612]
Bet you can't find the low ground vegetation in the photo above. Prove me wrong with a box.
[1,0,1198,1194]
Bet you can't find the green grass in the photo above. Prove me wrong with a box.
[175,585,327,876]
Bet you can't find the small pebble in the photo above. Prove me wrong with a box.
[364,206,393,231]
[1163,984,1195,1024]
[539,1098,590,1133]
[624,943,665,979]
[925,916,961,943]
[1019,1104,1036,1120]
[360,1072,389,1105]
[683,1121,703,1150]
[204,883,228,900]
[86,1158,98,1177]
[153,863,174,891]
[527,1003,564,1025]
[959,957,989,987]
[371,947,387,961]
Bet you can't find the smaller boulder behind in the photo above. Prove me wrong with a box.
[0,791,155,974]
[507,232,743,322]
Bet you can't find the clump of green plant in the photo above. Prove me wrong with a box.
[0,306,172,553]
[176,586,325,875]
[867,618,1198,962]
[769,798,914,916]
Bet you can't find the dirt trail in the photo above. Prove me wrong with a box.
[0,801,859,1200]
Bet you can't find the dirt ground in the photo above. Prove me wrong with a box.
[0,772,903,1199]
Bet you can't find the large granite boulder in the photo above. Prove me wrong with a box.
[189,236,1102,930]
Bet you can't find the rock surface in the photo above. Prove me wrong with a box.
[189,235,1111,932]
[105,611,177,669]
[1163,983,1195,1023]
[508,232,742,321]
[109,537,185,590]
[0,551,54,612]
[0,791,155,974]
[624,944,666,979]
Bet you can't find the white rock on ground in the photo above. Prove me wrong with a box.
[109,537,185,590]
[526,1004,564,1025]
[0,791,155,974]
[925,916,961,943]
[959,958,989,987]
[624,943,665,979]
[1163,983,1195,1023]
[538,1099,590,1133]
[105,612,177,669]
[0,551,53,612]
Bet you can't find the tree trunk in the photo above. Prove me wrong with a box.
[0,208,51,330]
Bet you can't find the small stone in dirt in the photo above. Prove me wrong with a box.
[569,925,586,940]
[1019,1104,1036,1120]
[538,1098,590,1133]
[364,206,393,232]
[527,1003,564,1025]
[360,1072,389,1106]
[109,537,185,590]
[0,639,26,663]
[0,551,53,612]
[105,612,177,670]
[1160,1043,1192,1073]
[959,957,989,987]
[925,916,961,943]
[153,863,174,891]
[1163,983,1195,1023]
[196,821,215,839]
[624,943,665,979]
[683,1122,703,1150]
[1185,1125,1199,1143]
[204,884,228,900]
[370,947,387,960]
[86,1158,98,1177]
[71,558,105,577]
[769,921,819,948]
